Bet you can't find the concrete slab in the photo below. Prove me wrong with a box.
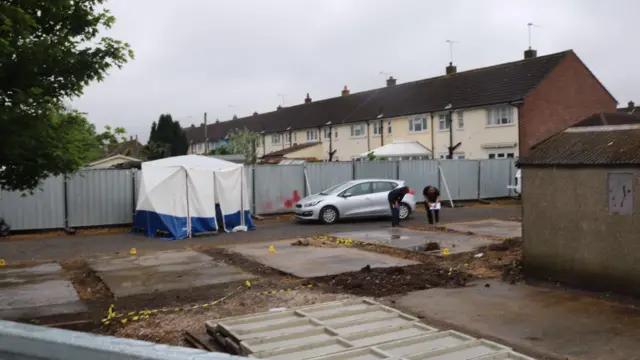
[88,251,253,298]
[330,229,494,256]
[0,263,86,320]
[396,280,640,360]
[225,241,418,278]
[443,220,521,239]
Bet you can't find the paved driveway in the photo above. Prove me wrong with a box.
[0,206,520,263]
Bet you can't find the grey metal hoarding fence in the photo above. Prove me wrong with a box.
[0,159,517,230]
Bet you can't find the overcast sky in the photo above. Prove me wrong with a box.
[72,0,638,143]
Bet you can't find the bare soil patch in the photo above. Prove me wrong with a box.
[60,259,112,301]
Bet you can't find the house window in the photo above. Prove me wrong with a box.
[488,152,514,159]
[387,120,392,135]
[457,111,464,129]
[324,127,331,139]
[409,115,428,133]
[271,134,281,145]
[440,153,465,159]
[438,113,451,131]
[306,130,318,141]
[373,122,383,136]
[350,124,365,137]
[287,132,296,143]
[488,106,514,126]
[335,130,338,138]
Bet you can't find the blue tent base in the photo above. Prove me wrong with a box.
[222,210,255,232]
[133,208,254,240]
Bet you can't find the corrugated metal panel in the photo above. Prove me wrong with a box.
[67,170,134,227]
[439,161,479,201]
[0,319,248,360]
[354,161,398,180]
[305,163,354,195]
[253,165,305,214]
[479,160,513,199]
[398,161,439,202]
[0,176,65,231]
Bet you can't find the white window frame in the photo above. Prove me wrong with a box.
[408,115,428,133]
[306,130,318,142]
[350,124,366,138]
[438,113,451,131]
[387,120,392,135]
[324,127,331,139]
[373,121,383,136]
[488,152,515,159]
[271,134,281,145]
[487,106,515,126]
[440,152,465,160]
[457,111,464,129]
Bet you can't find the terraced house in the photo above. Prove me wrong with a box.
[185,49,616,161]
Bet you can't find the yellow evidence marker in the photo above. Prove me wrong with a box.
[443,248,450,256]
[129,248,137,255]
[269,245,275,253]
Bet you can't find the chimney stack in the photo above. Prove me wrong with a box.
[341,85,350,97]
[277,105,283,111]
[253,111,259,116]
[305,93,312,103]
[445,62,457,75]
[232,114,238,120]
[628,101,635,113]
[524,48,538,59]
[386,76,396,87]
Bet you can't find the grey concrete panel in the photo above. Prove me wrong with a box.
[88,251,254,298]
[0,263,86,320]
[330,229,494,256]
[442,220,521,239]
[226,241,418,278]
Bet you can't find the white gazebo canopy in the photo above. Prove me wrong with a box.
[133,155,254,239]
[358,140,432,160]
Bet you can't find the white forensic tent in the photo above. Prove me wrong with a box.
[133,155,254,239]
[358,140,432,160]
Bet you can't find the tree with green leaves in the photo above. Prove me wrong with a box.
[228,128,261,164]
[145,114,188,160]
[0,0,134,191]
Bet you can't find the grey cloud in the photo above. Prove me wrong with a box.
[72,0,639,143]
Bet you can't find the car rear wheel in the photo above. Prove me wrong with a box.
[398,203,411,220]
[319,206,339,225]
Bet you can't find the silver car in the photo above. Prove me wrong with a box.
[295,179,417,224]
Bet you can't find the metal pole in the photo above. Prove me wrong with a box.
[477,160,481,200]
[131,170,136,223]
[204,112,208,154]
[63,176,69,229]
[185,171,191,238]
[448,110,454,159]
[251,165,256,214]
[240,167,245,228]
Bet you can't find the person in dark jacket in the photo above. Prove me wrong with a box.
[423,185,441,224]
[388,186,409,227]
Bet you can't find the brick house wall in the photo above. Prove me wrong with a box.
[519,51,617,156]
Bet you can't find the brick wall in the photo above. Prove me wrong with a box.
[519,51,617,156]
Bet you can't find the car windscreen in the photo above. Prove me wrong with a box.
[319,182,352,195]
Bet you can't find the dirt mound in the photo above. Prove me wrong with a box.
[424,242,440,251]
[501,260,523,284]
[317,263,470,297]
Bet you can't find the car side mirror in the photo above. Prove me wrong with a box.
[342,192,352,198]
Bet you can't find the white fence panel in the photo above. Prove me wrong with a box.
[354,161,398,180]
[398,160,440,202]
[479,159,513,199]
[439,160,479,201]
[305,162,353,195]
[0,176,65,230]
[253,165,305,214]
[67,170,134,227]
